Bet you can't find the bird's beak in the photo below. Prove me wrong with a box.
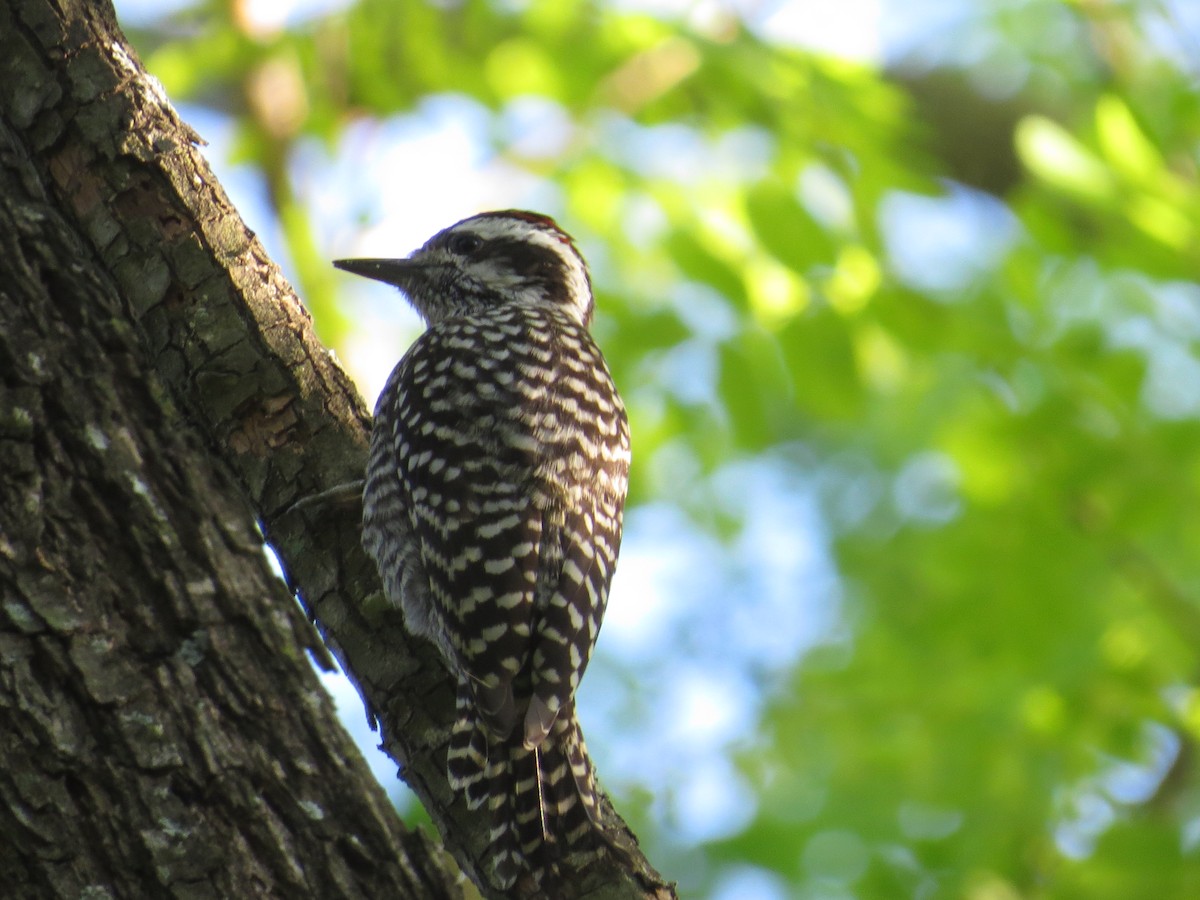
[332,257,425,288]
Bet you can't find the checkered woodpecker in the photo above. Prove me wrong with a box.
[335,211,630,890]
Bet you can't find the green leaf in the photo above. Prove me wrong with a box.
[746,180,837,272]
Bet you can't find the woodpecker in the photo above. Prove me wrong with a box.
[334,211,630,890]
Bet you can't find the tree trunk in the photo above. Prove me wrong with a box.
[0,1,672,898]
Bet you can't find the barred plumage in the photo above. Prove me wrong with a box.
[335,211,630,890]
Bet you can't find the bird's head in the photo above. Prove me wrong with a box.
[334,210,594,327]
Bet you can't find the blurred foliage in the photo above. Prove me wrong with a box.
[122,0,1200,896]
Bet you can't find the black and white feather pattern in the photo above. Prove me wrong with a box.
[356,212,630,890]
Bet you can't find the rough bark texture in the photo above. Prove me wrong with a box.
[0,65,462,900]
[0,1,674,898]
[0,10,466,900]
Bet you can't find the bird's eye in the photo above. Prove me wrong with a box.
[448,233,483,256]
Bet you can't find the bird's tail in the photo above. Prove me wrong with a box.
[447,681,601,889]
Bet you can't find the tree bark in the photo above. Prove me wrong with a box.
[0,9,461,900]
[0,1,672,898]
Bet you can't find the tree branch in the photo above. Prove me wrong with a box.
[0,14,459,900]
